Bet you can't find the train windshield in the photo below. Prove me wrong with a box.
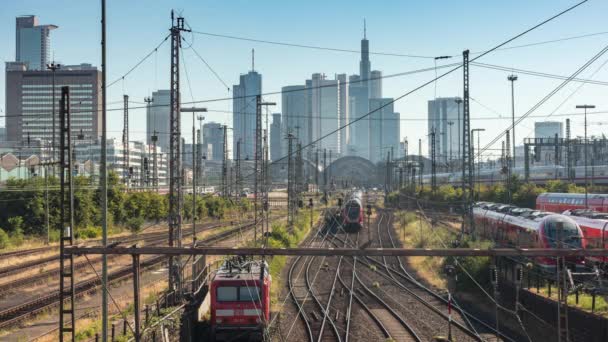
[544,221,582,248]
[239,286,261,301]
[216,286,261,302]
[347,205,360,220]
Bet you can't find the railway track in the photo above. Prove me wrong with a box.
[0,220,250,296]
[286,211,421,341]
[0,219,261,329]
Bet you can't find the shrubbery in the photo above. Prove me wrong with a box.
[0,171,239,248]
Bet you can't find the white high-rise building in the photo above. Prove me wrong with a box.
[427,97,463,162]
[233,71,262,160]
[310,73,341,156]
[369,98,400,163]
[337,74,349,154]
[146,90,171,152]
[281,85,309,146]
[370,70,382,99]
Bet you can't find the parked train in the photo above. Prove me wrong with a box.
[536,192,608,213]
[423,164,608,186]
[562,209,608,265]
[473,202,586,269]
[342,190,364,232]
[209,258,271,341]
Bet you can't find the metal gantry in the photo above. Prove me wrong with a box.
[462,50,474,237]
[59,86,75,342]
[168,11,189,298]
[122,94,130,188]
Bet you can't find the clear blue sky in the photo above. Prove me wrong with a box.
[2,0,608,158]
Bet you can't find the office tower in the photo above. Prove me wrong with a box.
[310,73,340,155]
[348,74,369,158]
[535,121,563,138]
[5,63,101,143]
[427,97,463,162]
[281,85,309,147]
[369,98,400,163]
[233,70,262,160]
[146,90,171,152]
[270,113,282,161]
[203,122,224,161]
[370,70,382,99]
[336,74,349,154]
[15,15,57,70]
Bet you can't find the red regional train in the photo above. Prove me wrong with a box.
[473,202,586,269]
[562,209,608,265]
[536,192,608,213]
[209,258,271,341]
[342,190,364,232]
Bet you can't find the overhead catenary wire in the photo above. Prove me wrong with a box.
[480,41,608,155]
[106,34,171,89]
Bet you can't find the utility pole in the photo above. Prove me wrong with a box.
[197,115,205,189]
[472,128,485,197]
[315,148,319,193]
[221,125,228,198]
[462,50,474,237]
[255,96,275,245]
[455,98,462,170]
[430,130,437,192]
[506,130,512,203]
[418,139,423,188]
[236,139,242,196]
[286,132,296,225]
[122,95,130,188]
[508,74,518,168]
[100,1,109,339]
[323,149,328,193]
[404,138,408,190]
[566,119,572,182]
[447,121,454,172]
[168,11,190,299]
[180,107,207,253]
[576,104,595,208]
[46,62,61,172]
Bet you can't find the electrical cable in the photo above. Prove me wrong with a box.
[183,37,231,92]
[480,42,608,155]
[106,34,171,89]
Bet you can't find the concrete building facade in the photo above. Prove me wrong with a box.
[5,63,102,144]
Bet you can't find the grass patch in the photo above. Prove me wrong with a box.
[530,286,608,316]
[393,210,494,290]
[267,210,320,310]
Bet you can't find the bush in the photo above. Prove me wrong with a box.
[0,228,10,249]
[77,226,101,239]
[126,217,144,233]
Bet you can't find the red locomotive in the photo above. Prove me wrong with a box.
[562,209,608,265]
[536,192,608,213]
[209,258,271,341]
[342,190,364,232]
[473,202,586,269]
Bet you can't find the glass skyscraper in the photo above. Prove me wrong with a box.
[15,15,57,71]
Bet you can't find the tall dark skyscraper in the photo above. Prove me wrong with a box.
[359,20,371,86]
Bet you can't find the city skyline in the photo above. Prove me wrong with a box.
[1,1,608,161]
